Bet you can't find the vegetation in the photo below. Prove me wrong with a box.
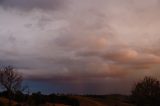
[131,76,160,106]
[0,66,23,106]
[0,65,159,106]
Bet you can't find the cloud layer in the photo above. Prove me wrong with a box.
[0,0,160,94]
[0,0,65,11]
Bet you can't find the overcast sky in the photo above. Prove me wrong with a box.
[0,0,160,94]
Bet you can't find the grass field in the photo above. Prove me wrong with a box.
[0,95,135,106]
[73,95,135,106]
[74,96,106,106]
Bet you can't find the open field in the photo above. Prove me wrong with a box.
[55,104,70,106]
[0,95,135,106]
[73,95,135,106]
[74,96,106,106]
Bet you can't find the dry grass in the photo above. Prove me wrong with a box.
[73,96,107,106]
[0,96,135,106]
[55,104,70,106]
[72,96,135,106]
[0,97,18,106]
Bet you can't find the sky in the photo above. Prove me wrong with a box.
[0,0,160,94]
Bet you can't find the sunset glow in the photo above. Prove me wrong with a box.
[0,0,160,94]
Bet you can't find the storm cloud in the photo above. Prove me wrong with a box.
[0,0,160,94]
[0,0,65,11]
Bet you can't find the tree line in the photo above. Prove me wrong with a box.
[0,66,79,106]
[0,65,160,106]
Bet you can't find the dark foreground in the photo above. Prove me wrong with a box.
[0,93,135,106]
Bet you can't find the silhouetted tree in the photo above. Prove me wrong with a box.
[131,76,160,106]
[0,66,23,106]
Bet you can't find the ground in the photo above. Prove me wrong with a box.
[73,96,134,106]
[0,95,135,106]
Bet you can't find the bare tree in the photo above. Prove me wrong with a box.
[0,65,23,106]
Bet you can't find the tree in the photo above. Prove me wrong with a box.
[0,66,23,106]
[131,76,160,106]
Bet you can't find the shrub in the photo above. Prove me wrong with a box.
[131,76,160,106]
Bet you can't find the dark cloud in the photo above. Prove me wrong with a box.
[1,0,160,94]
[26,75,134,94]
[0,0,65,11]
